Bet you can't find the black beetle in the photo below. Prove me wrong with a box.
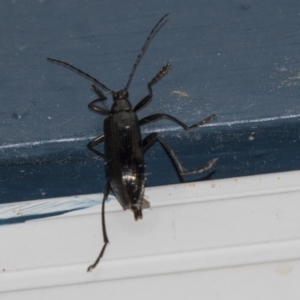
[47,14,217,272]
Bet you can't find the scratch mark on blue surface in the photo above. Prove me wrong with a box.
[205,114,300,127]
[142,114,300,133]
[0,136,94,150]
[1,114,300,149]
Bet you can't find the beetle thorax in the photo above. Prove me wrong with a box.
[112,89,132,112]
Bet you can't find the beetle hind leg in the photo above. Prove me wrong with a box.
[143,132,217,181]
[87,181,110,272]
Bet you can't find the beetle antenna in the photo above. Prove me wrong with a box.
[124,13,169,90]
[47,58,114,93]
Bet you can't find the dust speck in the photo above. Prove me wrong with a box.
[275,263,293,275]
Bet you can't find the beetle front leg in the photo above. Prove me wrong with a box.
[133,63,171,112]
[88,85,111,115]
[143,132,217,181]
[140,113,216,130]
[87,181,110,272]
[87,135,105,159]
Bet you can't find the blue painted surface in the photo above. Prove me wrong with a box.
[1,0,300,203]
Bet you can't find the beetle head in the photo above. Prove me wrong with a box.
[111,89,132,112]
[113,89,128,101]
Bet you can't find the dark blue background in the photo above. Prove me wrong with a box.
[1,0,300,203]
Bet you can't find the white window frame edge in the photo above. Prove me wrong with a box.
[1,170,300,295]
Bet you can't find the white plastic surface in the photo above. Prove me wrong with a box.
[1,171,300,299]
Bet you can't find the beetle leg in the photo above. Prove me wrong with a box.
[143,132,217,181]
[87,181,110,272]
[91,84,107,100]
[88,85,111,116]
[87,135,105,159]
[133,63,171,112]
[140,113,216,130]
